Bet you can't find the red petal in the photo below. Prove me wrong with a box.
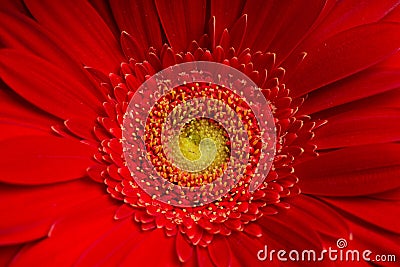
[315,89,400,120]
[346,220,400,259]
[370,187,400,201]
[0,50,98,121]
[0,12,102,102]
[0,245,21,266]
[244,222,263,237]
[0,11,101,101]
[119,229,180,266]
[120,31,146,61]
[74,219,143,266]
[258,211,322,251]
[196,246,215,267]
[321,196,400,233]
[176,232,193,263]
[266,0,326,64]
[382,3,400,22]
[86,164,105,183]
[64,119,95,141]
[156,0,206,51]
[290,195,350,238]
[208,236,231,267]
[0,0,27,14]
[241,0,325,59]
[229,14,247,51]
[0,180,104,245]
[0,87,60,130]
[0,123,50,141]
[0,221,51,246]
[297,143,400,196]
[300,0,400,52]
[285,1,400,72]
[299,52,400,114]
[9,196,117,266]
[211,0,245,43]
[110,0,162,51]
[24,0,123,73]
[286,23,400,97]
[114,204,135,220]
[229,233,280,267]
[0,135,95,185]
[314,108,400,149]
[0,85,60,141]
[89,0,120,38]
[239,0,274,51]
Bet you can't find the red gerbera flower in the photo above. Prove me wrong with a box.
[1,0,399,266]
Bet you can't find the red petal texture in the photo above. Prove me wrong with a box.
[260,0,326,61]
[290,0,400,56]
[176,232,193,263]
[156,0,206,51]
[64,118,96,141]
[0,0,26,14]
[289,195,350,238]
[9,196,118,267]
[286,22,400,97]
[383,2,400,22]
[208,236,231,267]
[118,229,180,266]
[297,143,400,196]
[0,245,21,267]
[0,86,61,140]
[0,180,104,245]
[241,0,326,56]
[196,246,215,267]
[346,220,400,260]
[0,87,59,130]
[321,196,400,234]
[370,187,400,201]
[23,0,123,73]
[299,52,400,115]
[0,123,49,141]
[111,0,162,51]
[120,31,147,61]
[0,11,103,103]
[258,212,323,251]
[89,0,120,38]
[314,108,400,148]
[0,50,100,121]
[74,219,151,266]
[314,88,400,120]
[211,0,245,42]
[0,136,95,185]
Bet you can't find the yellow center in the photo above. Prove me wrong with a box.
[169,118,230,185]
[179,133,201,161]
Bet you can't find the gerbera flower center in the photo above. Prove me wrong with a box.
[176,118,230,171]
[92,43,320,245]
[143,81,260,189]
[151,115,231,187]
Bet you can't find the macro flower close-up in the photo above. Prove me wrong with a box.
[1,0,399,266]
